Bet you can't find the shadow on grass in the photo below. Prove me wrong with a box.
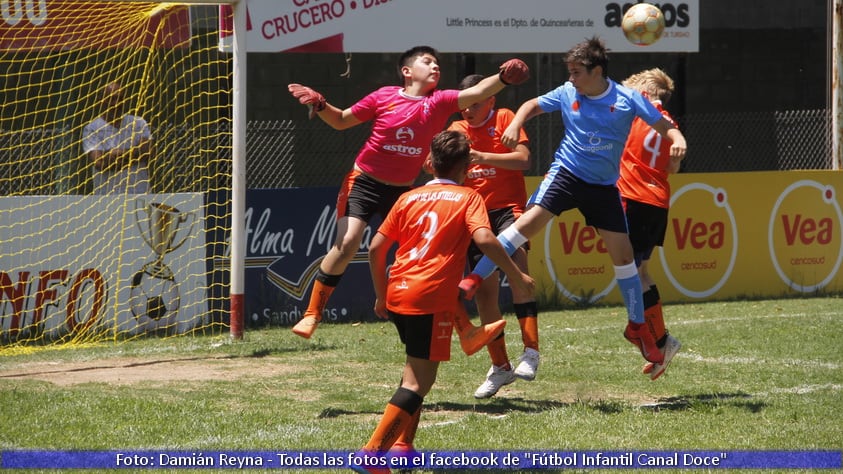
[645,392,766,413]
[318,393,767,420]
[433,397,573,415]
[318,407,380,419]
[318,398,573,420]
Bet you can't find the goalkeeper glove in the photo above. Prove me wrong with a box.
[288,83,327,119]
[498,59,530,86]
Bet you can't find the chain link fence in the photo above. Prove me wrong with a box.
[244,109,833,189]
[0,109,832,195]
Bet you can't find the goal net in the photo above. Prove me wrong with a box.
[0,1,232,349]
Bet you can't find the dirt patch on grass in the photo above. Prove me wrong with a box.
[0,355,296,386]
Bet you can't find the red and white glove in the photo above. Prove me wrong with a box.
[288,83,326,119]
[498,59,530,86]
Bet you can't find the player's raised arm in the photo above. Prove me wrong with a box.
[457,59,530,110]
[287,83,361,130]
[470,143,531,170]
[651,117,687,160]
[501,98,544,149]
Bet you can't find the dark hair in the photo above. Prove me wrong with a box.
[397,45,439,80]
[457,74,484,90]
[566,36,609,77]
[429,130,470,176]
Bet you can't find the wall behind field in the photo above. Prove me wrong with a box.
[198,0,832,182]
[218,0,829,120]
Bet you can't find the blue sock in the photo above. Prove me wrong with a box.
[615,263,645,324]
[471,226,527,279]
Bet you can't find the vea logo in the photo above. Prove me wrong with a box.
[768,180,843,292]
[558,221,608,255]
[542,218,615,304]
[660,183,738,298]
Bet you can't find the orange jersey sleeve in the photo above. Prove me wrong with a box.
[377,182,490,314]
[617,102,677,208]
[449,108,528,213]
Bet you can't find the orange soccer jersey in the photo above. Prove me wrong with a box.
[449,108,529,213]
[617,102,677,209]
[377,180,491,315]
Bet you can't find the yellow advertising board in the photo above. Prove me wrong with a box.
[525,170,843,304]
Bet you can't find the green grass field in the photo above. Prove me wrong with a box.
[1,296,841,473]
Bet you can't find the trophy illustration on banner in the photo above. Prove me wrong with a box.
[129,197,196,332]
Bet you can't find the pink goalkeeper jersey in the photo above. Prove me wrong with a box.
[351,86,461,184]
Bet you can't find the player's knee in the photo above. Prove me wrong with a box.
[333,239,362,261]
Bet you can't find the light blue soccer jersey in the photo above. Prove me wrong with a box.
[537,80,663,185]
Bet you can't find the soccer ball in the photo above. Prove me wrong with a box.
[130,267,180,330]
[621,3,665,46]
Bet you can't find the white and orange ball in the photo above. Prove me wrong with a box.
[622,3,666,46]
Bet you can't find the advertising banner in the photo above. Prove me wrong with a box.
[241,188,510,326]
[529,170,843,304]
[238,171,843,327]
[11,172,829,335]
[219,0,699,54]
[0,193,208,339]
[241,188,384,327]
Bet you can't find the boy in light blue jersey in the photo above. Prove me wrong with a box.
[459,36,687,367]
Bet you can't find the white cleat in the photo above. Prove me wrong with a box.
[474,364,517,399]
[513,348,540,381]
[644,335,681,381]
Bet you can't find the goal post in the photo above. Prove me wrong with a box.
[229,0,246,339]
[0,1,247,348]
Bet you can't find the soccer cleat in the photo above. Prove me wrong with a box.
[388,441,421,470]
[624,321,664,364]
[457,319,506,356]
[645,334,681,380]
[291,314,320,339]
[474,363,517,398]
[350,451,391,474]
[458,273,483,300]
[513,347,540,381]
[350,463,391,474]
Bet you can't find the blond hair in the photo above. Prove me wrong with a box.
[622,68,674,103]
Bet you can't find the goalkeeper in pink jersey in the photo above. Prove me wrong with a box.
[287,46,530,344]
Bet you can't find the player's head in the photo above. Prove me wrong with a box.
[429,130,471,182]
[622,68,674,104]
[457,74,484,91]
[101,81,126,118]
[102,82,123,102]
[398,45,440,85]
[565,36,609,78]
[458,74,496,125]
